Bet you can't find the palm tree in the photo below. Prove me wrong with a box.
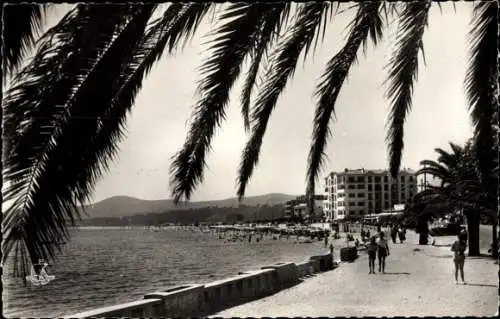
[412,141,497,256]
[1,2,497,277]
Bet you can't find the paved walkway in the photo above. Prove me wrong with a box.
[213,231,498,317]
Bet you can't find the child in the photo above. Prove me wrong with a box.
[367,236,378,274]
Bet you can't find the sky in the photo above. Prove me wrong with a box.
[26,3,475,203]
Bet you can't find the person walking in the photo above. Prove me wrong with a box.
[451,235,467,284]
[390,225,398,244]
[398,226,406,243]
[377,233,390,273]
[367,236,378,274]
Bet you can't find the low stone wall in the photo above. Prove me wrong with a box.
[67,254,337,318]
[67,298,164,318]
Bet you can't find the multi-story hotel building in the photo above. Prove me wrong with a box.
[323,168,418,221]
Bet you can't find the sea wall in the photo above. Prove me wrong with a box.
[67,254,337,318]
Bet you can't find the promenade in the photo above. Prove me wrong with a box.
[213,230,498,317]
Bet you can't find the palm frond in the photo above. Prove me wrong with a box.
[240,4,291,131]
[464,1,498,188]
[2,4,155,277]
[236,2,331,201]
[2,3,48,80]
[170,4,275,203]
[306,2,383,212]
[417,160,450,181]
[91,2,213,204]
[385,1,431,178]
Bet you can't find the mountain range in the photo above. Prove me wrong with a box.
[79,193,297,219]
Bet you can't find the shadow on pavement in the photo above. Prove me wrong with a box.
[429,254,454,258]
[467,253,493,260]
[382,272,410,275]
[464,283,497,288]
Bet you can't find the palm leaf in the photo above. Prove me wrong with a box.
[464,1,498,191]
[385,1,431,178]
[240,4,291,131]
[236,2,331,201]
[2,3,48,79]
[306,2,383,213]
[170,4,276,203]
[2,4,154,278]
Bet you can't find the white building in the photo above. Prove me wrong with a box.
[323,168,418,221]
[284,195,326,221]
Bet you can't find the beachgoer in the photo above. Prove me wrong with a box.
[390,225,398,244]
[324,235,329,247]
[329,243,334,256]
[377,233,390,273]
[451,235,467,284]
[398,227,406,243]
[367,236,378,274]
[459,227,467,243]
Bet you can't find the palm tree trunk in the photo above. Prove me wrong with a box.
[416,216,429,245]
[465,211,480,256]
[492,222,498,258]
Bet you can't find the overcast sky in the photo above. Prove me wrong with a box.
[37,3,474,203]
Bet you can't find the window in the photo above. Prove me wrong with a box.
[384,176,388,182]
[383,185,388,191]
[368,176,372,182]
[401,192,405,199]
[357,176,364,183]
[368,185,372,191]
[357,193,365,198]
[368,193,372,200]
[375,176,381,182]
[338,184,345,189]
[358,202,365,206]
[348,177,355,183]
[348,184,355,189]
[384,202,390,209]
[409,176,414,182]
[348,193,355,198]
[375,184,381,191]
[368,202,373,208]
[400,176,405,182]
[338,201,344,207]
[409,192,414,198]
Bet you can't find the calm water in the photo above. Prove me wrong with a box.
[3,228,328,317]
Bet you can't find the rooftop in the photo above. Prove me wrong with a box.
[326,168,417,178]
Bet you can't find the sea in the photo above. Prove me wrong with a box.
[2,227,329,317]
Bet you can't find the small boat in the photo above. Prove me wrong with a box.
[26,260,55,286]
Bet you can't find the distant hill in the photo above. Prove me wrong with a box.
[78,193,297,219]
